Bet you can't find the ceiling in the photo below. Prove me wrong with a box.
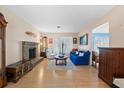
[5,5,115,33]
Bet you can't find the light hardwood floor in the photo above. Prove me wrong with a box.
[6,59,110,88]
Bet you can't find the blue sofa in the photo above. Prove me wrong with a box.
[70,51,90,65]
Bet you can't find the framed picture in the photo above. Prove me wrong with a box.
[80,33,88,45]
[73,37,77,44]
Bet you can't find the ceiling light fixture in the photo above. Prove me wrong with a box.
[57,26,61,29]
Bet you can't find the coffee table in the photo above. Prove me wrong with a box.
[54,55,68,65]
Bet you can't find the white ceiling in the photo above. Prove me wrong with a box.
[5,5,115,33]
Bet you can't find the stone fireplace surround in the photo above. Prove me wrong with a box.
[6,41,44,83]
[22,41,38,62]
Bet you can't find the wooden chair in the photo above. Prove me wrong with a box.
[92,51,99,68]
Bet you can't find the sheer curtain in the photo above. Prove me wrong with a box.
[51,37,73,56]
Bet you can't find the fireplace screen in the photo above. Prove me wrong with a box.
[29,48,36,59]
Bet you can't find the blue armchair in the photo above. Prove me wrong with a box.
[70,51,90,65]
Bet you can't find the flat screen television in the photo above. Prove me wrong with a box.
[80,34,88,45]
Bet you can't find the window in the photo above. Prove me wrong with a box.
[92,22,109,52]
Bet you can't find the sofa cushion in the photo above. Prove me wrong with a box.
[84,51,90,56]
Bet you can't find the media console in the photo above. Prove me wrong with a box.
[6,57,44,83]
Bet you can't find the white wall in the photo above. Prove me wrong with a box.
[92,22,109,34]
[42,32,78,37]
[0,6,41,65]
[79,6,124,50]
[42,32,79,48]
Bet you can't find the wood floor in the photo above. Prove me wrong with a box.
[6,59,110,88]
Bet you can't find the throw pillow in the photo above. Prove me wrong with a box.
[79,53,84,56]
[75,51,79,55]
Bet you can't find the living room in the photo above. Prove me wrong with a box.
[0,1,124,91]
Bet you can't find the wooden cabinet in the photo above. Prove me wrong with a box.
[22,61,31,75]
[6,57,44,83]
[99,48,124,87]
[0,13,7,87]
[6,62,22,83]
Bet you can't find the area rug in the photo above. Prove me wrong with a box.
[47,59,76,70]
